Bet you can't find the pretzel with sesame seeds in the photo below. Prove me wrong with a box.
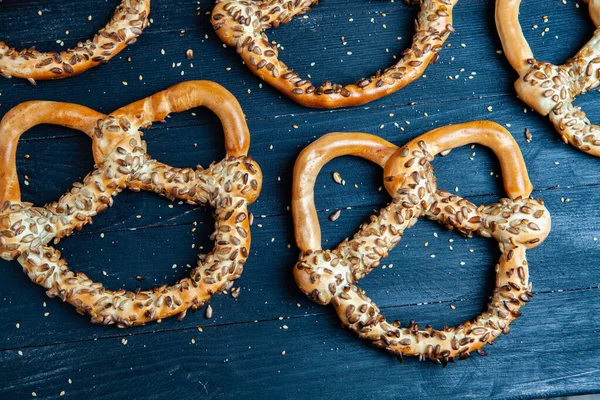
[496,0,600,156]
[0,81,262,327]
[292,121,551,364]
[211,0,457,108]
[0,0,150,83]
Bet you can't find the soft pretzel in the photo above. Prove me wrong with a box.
[0,81,262,327]
[0,0,150,82]
[211,0,457,108]
[292,121,551,364]
[496,0,600,156]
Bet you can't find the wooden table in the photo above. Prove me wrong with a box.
[1,0,599,398]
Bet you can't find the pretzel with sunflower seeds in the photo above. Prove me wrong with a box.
[0,81,262,327]
[292,121,551,364]
[496,0,600,156]
[211,0,457,108]
[0,0,150,83]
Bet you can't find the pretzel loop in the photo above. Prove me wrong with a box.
[496,0,600,156]
[0,81,262,327]
[212,0,457,108]
[0,101,106,204]
[0,0,150,81]
[292,132,398,251]
[292,121,550,364]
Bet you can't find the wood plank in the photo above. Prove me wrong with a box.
[1,289,599,399]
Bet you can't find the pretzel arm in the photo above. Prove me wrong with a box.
[19,244,207,325]
[3,166,241,326]
[495,0,535,76]
[0,101,105,204]
[111,81,250,157]
[213,0,457,108]
[0,0,150,81]
[333,185,548,361]
[333,246,530,363]
[292,132,398,252]
[20,158,251,327]
[548,101,600,156]
[129,154,262,206]
[538,30,600,156]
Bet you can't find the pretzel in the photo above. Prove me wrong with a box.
[0,81,262,327]
[0,0,150,82]
[496,0,600,156]
[211,0,457,108]
[292,121,551,364]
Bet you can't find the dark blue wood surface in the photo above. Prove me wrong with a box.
[1,0,600,398]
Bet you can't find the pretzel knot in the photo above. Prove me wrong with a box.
[0,81,262,327]
[0,0,150,82]
[496,0,600,156]
[291,121,550,364]
[211,0,457,108]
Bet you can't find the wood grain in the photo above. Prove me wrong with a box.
[0,0,599,398]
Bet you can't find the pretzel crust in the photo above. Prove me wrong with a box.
[0,81,262,327]
[0,0,150,81]
[496,0,600,156]
[292,121,551,364]
[211,0,457,108]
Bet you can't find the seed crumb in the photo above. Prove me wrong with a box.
[329,210,341,221]
[333,172,342,184]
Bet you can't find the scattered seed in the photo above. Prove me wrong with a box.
[333,172,342,184]
[329,210,341,221]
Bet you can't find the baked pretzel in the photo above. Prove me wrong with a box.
[0,81,262,327]
[0,0,150,82]
[496,0,600,156]
[292,121,551,364]
[211,0,457,108]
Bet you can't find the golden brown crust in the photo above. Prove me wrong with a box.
[0,81,262,327]
[291,121,551,364]
[211,0,457,108]
[496,0,600,156]
[0,0,150,82]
